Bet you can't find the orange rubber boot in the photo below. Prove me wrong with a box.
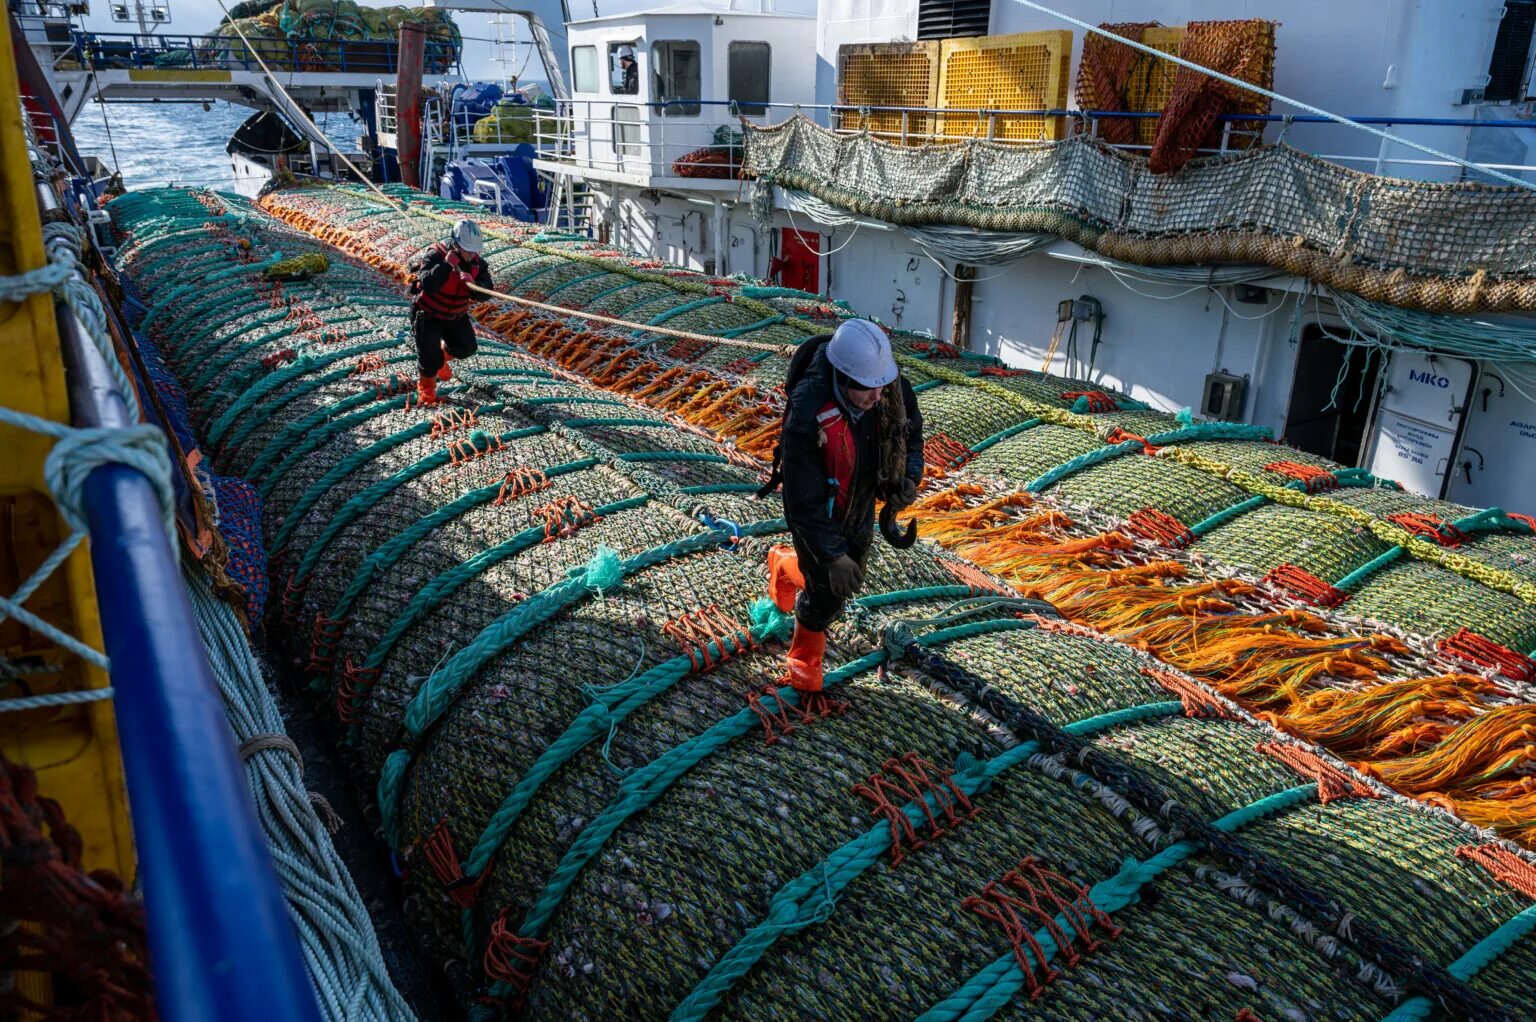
[417,373,439,405]
[784,622,826,693]
[436,343,453,381]
[767,544,804,614]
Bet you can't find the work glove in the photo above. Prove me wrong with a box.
[891,478,919,510]
[827,555,863,599]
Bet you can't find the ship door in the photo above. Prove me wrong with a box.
[1363,351,1474,499]
[1282,326,1384,467]
[772,228,820,294]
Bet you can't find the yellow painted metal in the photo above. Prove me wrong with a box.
[127,67,234,83]
[1123,25,1184,146]
[937,30,1073,142]
[835,41,940,143]
[0,16,136,889]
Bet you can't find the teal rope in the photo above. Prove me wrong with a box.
[262,395,499,500]
[1188,494,1268,537]
[274,426,544,562]
[719,314,787,338]
[1380,905,1536,1021]
[206,337,402,448]
[522,395,631,408]
[457,601,797,953]
[563,417,670,429]
[1144,421,1273,445]
[633,296,728,338]
[377,521,787,847]
[542,270,617,300]
[352,493,651,698]
[853,585,986,609]
[1334,546,1405,592]
[243,387,430,481]
[912,380,945,394]
[1025,440,1142,492]
[669,696,1186,1022]
[320,456,605,632]
[1070,394,1149,413]
[969,418,1042,455]
[679,483,761,494]
[920,783,1319,1022]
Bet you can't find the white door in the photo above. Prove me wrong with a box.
[1364,352,1475,498]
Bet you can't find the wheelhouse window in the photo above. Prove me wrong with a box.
[610,41,640,95]
[728,40,770,115]
[652,40,701,115]
[572,45,599,93]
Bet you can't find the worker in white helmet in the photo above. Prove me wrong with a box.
[758,318,925,697]
[407,219,493,404]
[614,44,638,95]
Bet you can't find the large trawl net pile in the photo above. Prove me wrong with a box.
[111,186,1536,1020]
[253,184,1536,849]
[740,117,1536,313]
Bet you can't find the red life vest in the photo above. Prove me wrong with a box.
[414,242,479,320]
[816,400,856,517]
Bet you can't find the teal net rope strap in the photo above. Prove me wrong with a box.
[1380,904,1536,1022]
[376,521,788,847]
[919,783,1321,1022]
[668,691,1186,1022]
[1025,439,1143,493]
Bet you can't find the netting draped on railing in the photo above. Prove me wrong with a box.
[742,117,1536,313]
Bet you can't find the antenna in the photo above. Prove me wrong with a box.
[487,12,522,88]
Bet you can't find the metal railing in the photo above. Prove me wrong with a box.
[66,29,460,76]
[529,97,1536,182]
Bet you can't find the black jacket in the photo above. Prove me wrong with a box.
[781,345,923,565]
[411,243,493,297]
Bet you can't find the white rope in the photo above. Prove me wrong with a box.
[1010,0,1536,193]
[0,687,115,712]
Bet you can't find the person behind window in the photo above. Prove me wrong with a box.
[614,44,638,95]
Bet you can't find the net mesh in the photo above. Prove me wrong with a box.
[743,117,1536,313]
[108,185,1536,1020]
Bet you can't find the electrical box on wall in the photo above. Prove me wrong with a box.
[1202,372,1246,421]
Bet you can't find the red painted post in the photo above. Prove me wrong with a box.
[396,23,424,189]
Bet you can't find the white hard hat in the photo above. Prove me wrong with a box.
[617,45,635,59]
[827,319,898,389]
[452,218,483,254]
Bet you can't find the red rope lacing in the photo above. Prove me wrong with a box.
[912,341,963,359]
[851,753,976,867]
[1125,508,1194,549]
[720,356,758,377]
[962,857,1121,1000]
[662,605,752,672]
[336,658,380,725]
[923,432,975,474]
[1263,564,1348,608]
[421,818,484,908]
[493,466,551,506]
[1456,844,1536,900]
[1255,742,1378,804]
[532,496,602,542]
[664,337,711,360]
[1141,667,1231,719]
[1437,628,1536,682]
[1104,427,1158,454]
[261,348,296,370]
[350,352,386,377]
[745,686,847,744]
[482,910,548,1007]
[430,407,479,438]
[279,573,308,625]
[1263,460,1339,492]
[1385,512,1469,547]
[1060,390,1118,412]
[980,366,1030,378]
[306,612,345,675]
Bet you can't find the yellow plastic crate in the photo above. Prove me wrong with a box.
[936,30,1073,142]
[1123,25,1184,146]
[0,20,135,895]
[836,41,940,143]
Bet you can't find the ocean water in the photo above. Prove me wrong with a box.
[72,100,364,191]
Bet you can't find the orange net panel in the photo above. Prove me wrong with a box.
[1149,19,1277,173]
[936,31,1073,142]
[836,42,940,142]
[1073,22,1159,146]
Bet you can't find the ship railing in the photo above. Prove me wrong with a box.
[530,97,1536,182]
[66,28,461,77]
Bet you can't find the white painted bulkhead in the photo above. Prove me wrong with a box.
[572,0,1536,512]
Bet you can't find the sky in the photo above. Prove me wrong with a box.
[78,0,816,83]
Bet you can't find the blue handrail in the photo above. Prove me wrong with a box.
[47,187,323,1022]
